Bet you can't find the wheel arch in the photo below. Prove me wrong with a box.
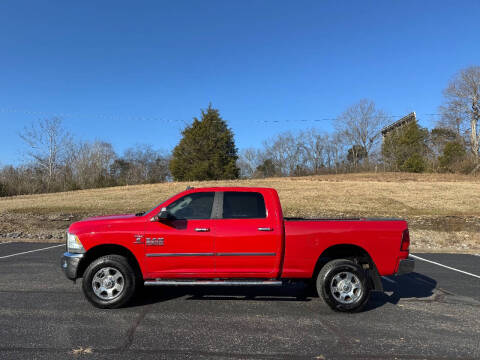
[77,244,143,280]
[312,244,382,291]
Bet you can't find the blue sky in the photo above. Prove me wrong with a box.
[1,0,479,165]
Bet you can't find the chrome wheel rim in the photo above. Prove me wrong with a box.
[92,267,124,300]
[330,271,362,304]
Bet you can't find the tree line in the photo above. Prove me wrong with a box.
[1,65,479,197]
[240,66,480,177]
[0,118,170,196]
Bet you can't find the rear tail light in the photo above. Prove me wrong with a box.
[400,229,410,252]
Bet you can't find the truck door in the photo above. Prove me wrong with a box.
[143,191,215,277]
[212,191,282,277]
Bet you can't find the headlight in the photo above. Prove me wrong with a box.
[66,232,85,253]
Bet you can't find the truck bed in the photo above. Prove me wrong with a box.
[281,217,408,278]
[284,217,403,221]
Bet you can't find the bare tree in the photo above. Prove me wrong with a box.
[264,132,307,176]
[330,131,347,172]
[441,66,480,163]
[438,103,467,139]
[6,117,176,195]
[122,144,170,184]
[259,129,351,176]
[69,141,117,188]
[299,129,324,174]
[237,148,265,178]
[19,118,71,189]
[335,99,389,167]
[299,129,345,174]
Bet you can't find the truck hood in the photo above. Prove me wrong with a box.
[68,214,138,234]
[82,214,136,222]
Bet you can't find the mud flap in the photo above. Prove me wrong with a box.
[368,267,383,292]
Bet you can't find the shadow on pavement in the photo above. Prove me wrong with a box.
[129,282,312,307]
[365,272,437,311]
[129,272,437,311]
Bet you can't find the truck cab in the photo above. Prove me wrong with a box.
[143,188,284,279]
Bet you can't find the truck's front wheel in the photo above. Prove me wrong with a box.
[316,259,370,312]
[82,255,137,309]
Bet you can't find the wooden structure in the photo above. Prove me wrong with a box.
[381,112,416,140]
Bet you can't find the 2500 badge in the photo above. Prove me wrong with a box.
[145,237,164,246]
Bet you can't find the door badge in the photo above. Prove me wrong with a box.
[146,238,164,246]
[133,235,144,244]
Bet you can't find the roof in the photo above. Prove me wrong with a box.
[381,112,416,136]
[186,186,275,192]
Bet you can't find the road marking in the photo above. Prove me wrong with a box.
[0,241,12,245]
[0,244,64,259]
[410,254,480,280]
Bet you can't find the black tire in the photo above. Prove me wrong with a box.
[316,258,370,312]
[82,255,137,309]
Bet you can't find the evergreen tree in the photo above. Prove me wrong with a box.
[169,105,239,181]
[347,145,368,167]
[382,121,429,172]
[438,142,467,172]
[254,159,277,178]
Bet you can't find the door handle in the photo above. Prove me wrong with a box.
[195,228,210,232]
[258,227,273,231]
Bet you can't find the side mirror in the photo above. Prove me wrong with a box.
[155,207,170,221]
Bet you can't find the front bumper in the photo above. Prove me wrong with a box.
[396,257,415,275]
[61,252,84,280]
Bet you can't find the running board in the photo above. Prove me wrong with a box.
[144,280,283,286]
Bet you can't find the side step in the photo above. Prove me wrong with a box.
[144,280,283,286]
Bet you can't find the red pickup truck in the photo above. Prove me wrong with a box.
[61,187,414,312]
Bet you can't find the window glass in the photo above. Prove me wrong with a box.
[222,192,266,219]
[166,192,214,220]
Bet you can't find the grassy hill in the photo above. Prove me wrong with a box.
[1,172,479,252]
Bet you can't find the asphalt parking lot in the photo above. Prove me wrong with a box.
[0,242,479,360]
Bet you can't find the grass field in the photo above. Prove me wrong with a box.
[1,172,479,252]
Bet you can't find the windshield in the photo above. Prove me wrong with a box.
[141,193,178,216]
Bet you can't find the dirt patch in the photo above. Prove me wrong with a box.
[0,212,83,241]
[407,215,480,232]
[409,229,480,252]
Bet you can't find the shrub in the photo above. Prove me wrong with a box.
[401,153,427,173]
[438,141,467,172]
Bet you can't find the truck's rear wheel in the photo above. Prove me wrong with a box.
[316,259,370,312]
[82,255,137,309]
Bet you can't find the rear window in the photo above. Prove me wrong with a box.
[222,192,266,219]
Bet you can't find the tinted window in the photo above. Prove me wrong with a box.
[222,192,266,219]
[167,192,214,220]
